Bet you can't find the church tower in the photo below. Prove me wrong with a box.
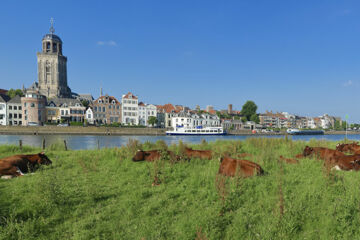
[37,19,71,98]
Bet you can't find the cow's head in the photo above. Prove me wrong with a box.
[350,159,360,171]
[132,150,146,162]
[37,152,52,165]
[303,146,314,156]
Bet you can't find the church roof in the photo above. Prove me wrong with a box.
[42,33,62,43]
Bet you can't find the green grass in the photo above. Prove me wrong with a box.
[0,138,360,239]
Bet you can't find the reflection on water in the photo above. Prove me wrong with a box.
[0,134,358,150]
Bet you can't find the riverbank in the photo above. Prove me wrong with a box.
[0,126,358,136]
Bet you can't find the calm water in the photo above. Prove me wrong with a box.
[0,134,359,150]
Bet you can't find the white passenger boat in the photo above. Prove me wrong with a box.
[166,126,226,135]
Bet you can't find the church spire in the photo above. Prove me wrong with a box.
[49,17,55,34]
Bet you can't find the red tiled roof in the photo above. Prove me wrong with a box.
[123,92,138,99]
[138,102,145,106]
[94,95,121,104]
[208,109,216,115]
[0,89,8,95]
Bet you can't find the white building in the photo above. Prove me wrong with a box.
[319,114,332,129]
[0,95,9,126]
[138,102,157,126]
[122,92,139,125]
[7,95,22,126]
[171,112,220,129]
[306,118,316,129]
[85,107,94,125]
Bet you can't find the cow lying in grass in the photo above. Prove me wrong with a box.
[0,152,52,178]
[218,156,264,177]
[302,146,360,171]
[132,150,179,162]
[184,147,212,160]
[336,142,360,154]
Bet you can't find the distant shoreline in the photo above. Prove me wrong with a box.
[0,126,358,136]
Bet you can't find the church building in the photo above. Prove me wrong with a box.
[36,19,71,98]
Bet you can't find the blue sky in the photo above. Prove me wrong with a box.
[0,1,359,121]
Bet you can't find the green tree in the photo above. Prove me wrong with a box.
[241,116,247,123]
[147,116,158,126]
[250,113,260,124]
[81,100,89,108]
[7,88,24,99]
[241,100,258,121]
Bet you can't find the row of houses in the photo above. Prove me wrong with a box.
[0,88,342,130]
[258,111,341,129]
[0,89,220,129]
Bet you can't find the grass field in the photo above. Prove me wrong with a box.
[0,138,360,240]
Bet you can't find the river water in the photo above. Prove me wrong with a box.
[0,134,359,150]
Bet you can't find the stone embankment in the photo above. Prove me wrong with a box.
[0,126,357,136]
[0,126,166,136]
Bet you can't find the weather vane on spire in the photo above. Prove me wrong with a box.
[49,17,55,34]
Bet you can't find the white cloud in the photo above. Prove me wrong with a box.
[97,40,117,47]
[343,80,353,87]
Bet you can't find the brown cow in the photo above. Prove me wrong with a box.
[132,150,179,162]
[184,147,212,160]
[303,146,345,160]
[218,156,264,177]
[0,152,52,177]
[303,146,360,171]
[326,155,360,171]
[336,142,360,154]
[279,155,299,164]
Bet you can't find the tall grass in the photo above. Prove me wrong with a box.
[0,138,360,239]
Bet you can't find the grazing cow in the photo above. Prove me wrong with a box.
[132,150,179,162]
[279,155,299,164]
[0,152,52,177]
[218,156,264,177]
[184,147,212,160]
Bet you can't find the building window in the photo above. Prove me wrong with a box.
[14,114,17,119]
[31,103,35,108]
[14,106,17,110]
[9,106,12,110]
[9,114,12,119]
[102,107,105,112]
[19,106,22,110]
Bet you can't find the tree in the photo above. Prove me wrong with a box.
[241,116,247,123]
[81,100,89,108]
[147,116,158,126]
[250,113,260,124]
[241,100,258,121]
[7,88,24,99]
